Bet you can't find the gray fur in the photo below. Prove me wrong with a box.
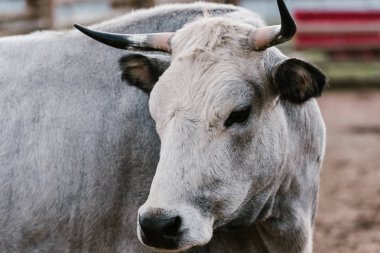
[0,2,325,253]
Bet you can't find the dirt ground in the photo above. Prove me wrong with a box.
[313,91,380,253]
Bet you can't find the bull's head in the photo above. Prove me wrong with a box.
[76,0,327,251]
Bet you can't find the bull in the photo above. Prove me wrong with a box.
[0,1,326,253]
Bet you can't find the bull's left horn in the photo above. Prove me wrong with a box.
[74,24,174,52]
[249,0,297,51]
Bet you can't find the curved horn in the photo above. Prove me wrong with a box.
[74,24,174,52]
[249,0,297,51]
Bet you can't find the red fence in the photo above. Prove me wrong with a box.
[295,11,380,52]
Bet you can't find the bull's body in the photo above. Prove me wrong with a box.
[0,2,325,253]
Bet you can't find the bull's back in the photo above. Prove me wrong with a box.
[0,30,159,252]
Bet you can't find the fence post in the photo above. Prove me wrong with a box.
[26,0,54,29]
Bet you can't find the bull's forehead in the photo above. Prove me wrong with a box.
[149,18,268,131]
[171,16,254,55]
[149,50,260,131]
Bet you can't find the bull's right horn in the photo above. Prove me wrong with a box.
[74,24,174,52]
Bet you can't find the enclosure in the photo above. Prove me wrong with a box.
[1,0,379,252]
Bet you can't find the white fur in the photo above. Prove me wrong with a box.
[140,14,325,253]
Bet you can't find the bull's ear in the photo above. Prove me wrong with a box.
[119,54,170,93]
[272,58,327,103]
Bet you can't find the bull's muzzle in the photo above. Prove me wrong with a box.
[138,208,182,250]
[137,203,213,251]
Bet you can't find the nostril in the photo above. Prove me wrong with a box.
[163,216,181,237]
[138,211,182,249]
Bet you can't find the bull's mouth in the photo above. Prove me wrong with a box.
[138,230,209,252]
[137,225,212,252]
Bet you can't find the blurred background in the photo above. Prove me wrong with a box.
[1,0,379,252]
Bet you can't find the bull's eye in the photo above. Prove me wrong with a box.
[224,105,251,128]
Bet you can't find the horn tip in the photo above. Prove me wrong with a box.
[74,24,86,32]
[277,0,297,38]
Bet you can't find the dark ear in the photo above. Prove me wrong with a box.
[119,54,171,92]
[272,58,327,103]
